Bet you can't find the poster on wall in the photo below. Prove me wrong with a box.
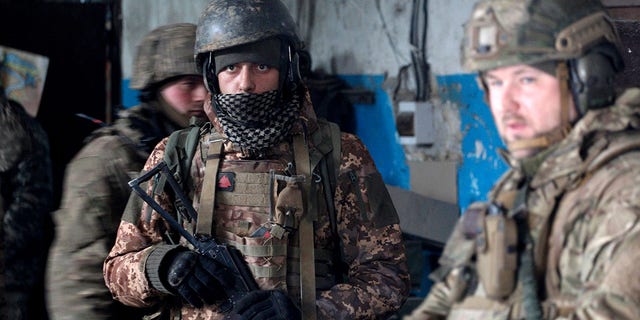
[0,45,49,117]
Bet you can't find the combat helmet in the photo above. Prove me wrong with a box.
[462,0,624,114]
[462,0,625,153]
[130,23,199,91]
[194,0,305,95]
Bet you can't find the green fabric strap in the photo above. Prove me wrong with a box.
[293,133,317,320]
[197,139,224,236]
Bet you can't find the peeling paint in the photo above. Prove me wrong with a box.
[437,74,508,212]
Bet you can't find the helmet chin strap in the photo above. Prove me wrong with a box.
[507,62,573,153]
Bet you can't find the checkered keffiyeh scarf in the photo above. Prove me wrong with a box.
[213,90,300,153]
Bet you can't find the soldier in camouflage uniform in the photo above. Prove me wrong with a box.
[0,91,54,319]
[47,23,206,320]
[103,1,410,319]
[405,0,640,319]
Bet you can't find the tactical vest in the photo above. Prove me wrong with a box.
[448,128,640,320]
[158,119,347,308]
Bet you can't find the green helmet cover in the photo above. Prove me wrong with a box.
[130,23,198,90]
[461,0,622,72]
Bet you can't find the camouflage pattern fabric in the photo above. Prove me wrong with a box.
[0,100,53,320]
[129,23,199,90]
[103,90,411,319]
[47,102,186,320]
[404,88,640,320]
[461,0,618,73]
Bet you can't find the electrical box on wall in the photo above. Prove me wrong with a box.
[396,101,435,145]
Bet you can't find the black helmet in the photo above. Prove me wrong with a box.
[195,0,305,94]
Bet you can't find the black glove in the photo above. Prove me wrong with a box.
[230,290,301,320]
[161,250,235,308]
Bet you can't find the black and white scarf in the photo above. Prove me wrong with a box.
[213,90,300,155]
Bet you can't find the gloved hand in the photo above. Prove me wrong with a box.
[230,290,301,320]
[161,250,234,308]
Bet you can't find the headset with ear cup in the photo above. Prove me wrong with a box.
[201,37,304,102]
[202,52,216,94]
[195,0,305,100]
[569,43,625,115]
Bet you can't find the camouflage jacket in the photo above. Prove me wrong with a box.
[406,88,640,320]
[0,100,53,320]
[47,102,186,320]
[104,93,411,320]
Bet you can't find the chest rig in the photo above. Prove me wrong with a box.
[162,119,343,320]
[451,126,640,320]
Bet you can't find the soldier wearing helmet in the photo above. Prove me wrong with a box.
[104,1,410,319]
[48,23,206,320]
[405,0,640,319]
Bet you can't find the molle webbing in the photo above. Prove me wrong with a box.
[225,237,287,258]
[225,233,337,288]
[217,172,271,207]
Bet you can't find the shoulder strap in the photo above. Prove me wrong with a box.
[152,124,202,225]
[294,133,317,320]
[314,119,341,198]
[314,119,349,281]
[157,124,201,191]
[197,139,224,236]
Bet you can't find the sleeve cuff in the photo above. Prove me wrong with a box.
[145,244,182,295]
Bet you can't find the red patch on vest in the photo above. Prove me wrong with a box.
[217,172,235,191]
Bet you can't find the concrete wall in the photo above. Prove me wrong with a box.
[120,0,506,214]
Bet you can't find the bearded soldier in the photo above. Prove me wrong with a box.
[405,0,640,319]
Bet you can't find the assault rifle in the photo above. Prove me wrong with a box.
[129,161,259,310]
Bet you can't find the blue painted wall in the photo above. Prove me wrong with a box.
[341,74,410,189]
[121,75,411,190]
[436,74,508,212]
[121,79,138,108]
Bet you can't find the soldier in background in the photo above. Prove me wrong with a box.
[47,23,206,320]
[0,88,54,319]
[103,0,410,319]
[405,0,640,319]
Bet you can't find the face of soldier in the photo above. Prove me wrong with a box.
[217,62,280,94]
[160,75,207,119]
[484,63,577,159]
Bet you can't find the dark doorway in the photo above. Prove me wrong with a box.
[0,1,121,209]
